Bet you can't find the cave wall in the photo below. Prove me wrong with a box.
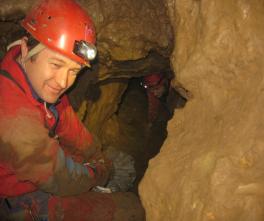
[83,79,128,138]
[139,0,264,220]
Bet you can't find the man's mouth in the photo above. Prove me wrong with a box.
[46,84,63,94]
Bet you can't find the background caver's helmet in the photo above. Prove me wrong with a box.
[21,0,97,66]
[142,73,163,89]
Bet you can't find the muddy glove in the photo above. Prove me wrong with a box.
[103,147,136,192]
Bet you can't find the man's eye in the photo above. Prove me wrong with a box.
[51,63,61,69]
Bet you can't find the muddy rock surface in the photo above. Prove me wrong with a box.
[139,0,264,220]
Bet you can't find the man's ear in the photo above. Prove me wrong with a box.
[20,37,29,61]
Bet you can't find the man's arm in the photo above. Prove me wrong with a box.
[0,108,109,196]
[56,96,102,162]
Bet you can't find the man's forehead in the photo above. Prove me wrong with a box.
[44,47,82,68]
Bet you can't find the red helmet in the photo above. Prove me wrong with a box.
[21,0,97,65]
[143,73,163,88]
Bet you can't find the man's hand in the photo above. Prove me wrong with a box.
[84,151,112,187]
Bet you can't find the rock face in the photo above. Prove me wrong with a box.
[139,0,264,220]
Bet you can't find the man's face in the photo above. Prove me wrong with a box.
[24,48,82,103]
[149,84,166,98]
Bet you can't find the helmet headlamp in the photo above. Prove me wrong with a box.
[73,40,97,63]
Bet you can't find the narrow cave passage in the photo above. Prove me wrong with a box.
[103,75,186,193]
[110,77,168,192]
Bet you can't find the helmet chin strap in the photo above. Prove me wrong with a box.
[7,40,45,62]
[25,43,45,61]
[7,40,22,51]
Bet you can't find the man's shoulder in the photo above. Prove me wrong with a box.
[0,78,38,118]
[0,73,26,100]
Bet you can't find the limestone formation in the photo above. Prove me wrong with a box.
[139,0,264,220]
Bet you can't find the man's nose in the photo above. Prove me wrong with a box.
[55,70,68,89]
